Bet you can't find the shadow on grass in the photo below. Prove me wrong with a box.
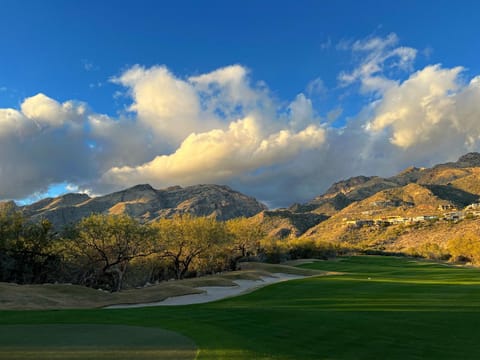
[0,324,197,360]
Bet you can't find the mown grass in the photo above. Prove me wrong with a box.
[2,256,480,359]
[0,324,196,360]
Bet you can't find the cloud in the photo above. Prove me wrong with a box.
[338,33,417,94]
[21,93,87,128]
[306,77,327,97]
[367,65,464,147]
[102,114,326,189]
[82,59,98,72]
[0,95,94,199]
[111,65,206,145]
[320,37,332,50]
[2,33,480,208]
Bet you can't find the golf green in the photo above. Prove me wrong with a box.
[0,324,197,360]
[2,256,480,359]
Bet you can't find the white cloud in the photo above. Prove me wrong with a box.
[102,115,326,188]
[3,33,480,208]
[112,65,207,145]
[0,95,94,199]
[367,65,468,148]
[288,94,321,131]
[306,77,327,97]
[338,33,417,94]
[21,93,86,128]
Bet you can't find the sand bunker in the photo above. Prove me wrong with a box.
[106,273,305,309]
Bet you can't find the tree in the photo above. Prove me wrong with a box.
[68,214,155,291]
[0,203,24,249]
[152,214,229,279]
[0,204,24,282]
[0,204,60,284]
[226,217,265,269]
[8,219,60,284]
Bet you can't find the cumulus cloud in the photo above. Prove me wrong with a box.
[100,64,325,194]
[189,65,262,111]
[112,65,206,145]
[3,33,480,207]
[102,115,325,189]
[0,95,93,199]
[367,65,464,147]
[0,64,326,203]
[21,93,86,128]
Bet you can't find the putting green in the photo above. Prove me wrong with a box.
[0,324,197,360]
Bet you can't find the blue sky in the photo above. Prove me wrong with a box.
[1,0,480,207]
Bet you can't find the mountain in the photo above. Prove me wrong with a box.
[251,210,328,239]
[297,153,480,217]
[4,152,480,245]
[9,184,267,229]
[296,153,480,254]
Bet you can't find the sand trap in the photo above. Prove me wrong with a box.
[106,273,305,309]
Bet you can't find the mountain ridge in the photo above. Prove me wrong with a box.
[5,184,267,229]
[3,152,480,241]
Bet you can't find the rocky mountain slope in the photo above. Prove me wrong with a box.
[8,184,267,229]
[297,153,480,216]
[251,210,328,239]
[239,153,479,247]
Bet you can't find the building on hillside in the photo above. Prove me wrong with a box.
[438,204,456,211]
[411,215,438,222]
[443,211,464,221]
[346,219,375,228]
[465,202,480,210]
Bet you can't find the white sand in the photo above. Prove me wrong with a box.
[105,273,305,309]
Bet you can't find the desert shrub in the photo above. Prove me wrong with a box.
[447,232,480,264]
[408,242,450,260]
[287,238,338,260]
[259,237,290,263]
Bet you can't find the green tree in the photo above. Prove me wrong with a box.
[0,203,60,284]
[68,214,155,291]
[8,219,60,283]
[152,214,229,279]
[226,217,265,269]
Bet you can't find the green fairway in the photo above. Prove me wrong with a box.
[2,256,480,359]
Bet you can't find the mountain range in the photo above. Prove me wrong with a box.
[3,153,480,245]
[1,184,266,229]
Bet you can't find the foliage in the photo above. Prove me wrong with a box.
[0,205,60,284]
[447,231,480,264]
[225,217,266,269]
[406,242,450,260]
[66,214,155,291]
[286,238,338,259]
[1,210,345,290]
[152,214,230,279]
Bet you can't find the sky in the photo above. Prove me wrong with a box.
[1,0,480,208]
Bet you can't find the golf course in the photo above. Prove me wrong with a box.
[2,256,480,359]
